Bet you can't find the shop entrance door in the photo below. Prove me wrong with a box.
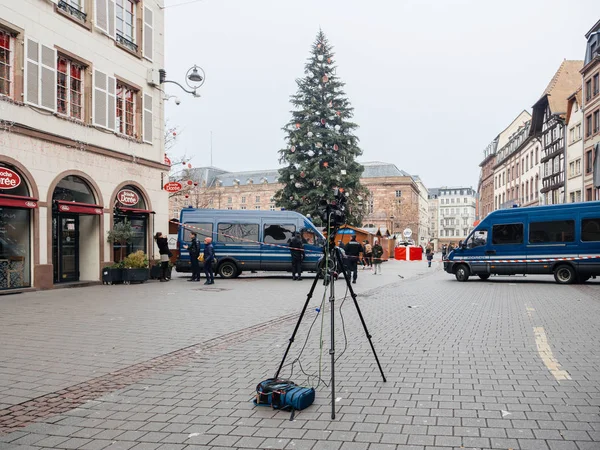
[53,215,79,282]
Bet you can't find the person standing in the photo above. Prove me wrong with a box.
[372,240,384,275]
[442,244,447,260]
[426,246,433,268]
[289,232,305,281]
[155,232,170,282]
[203,237,215,285]
[185,232,201,281]
[364,240,373,269]
[344,235,364,283]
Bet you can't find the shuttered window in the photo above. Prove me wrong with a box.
[93,69,116,130]
[95,0,115,37]
[25,38,56,112]
[143,92,153,144]
[143,6,153,61]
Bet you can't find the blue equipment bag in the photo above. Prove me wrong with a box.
[254,378,315,419]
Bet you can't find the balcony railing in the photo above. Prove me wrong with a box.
[58,0,87,21]
[116,33,138,53]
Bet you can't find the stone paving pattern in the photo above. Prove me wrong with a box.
[1,262,599,449]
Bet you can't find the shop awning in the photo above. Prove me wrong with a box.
[115,207,155,214]
[0,194,38,209]
[55,200,103,215]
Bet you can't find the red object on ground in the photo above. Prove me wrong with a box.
[409,246,423,261]
[394,247,406,260]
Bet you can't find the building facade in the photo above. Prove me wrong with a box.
[530,60,583,205]
[170,162,430,244]
[427,189,439,250]
[565,89,584,202]
[436,187,477,247]
[582,21,600,201]
[478,137,498,220]
[0,0,168,292]
[413,176,430,246]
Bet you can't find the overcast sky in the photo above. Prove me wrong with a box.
[163,0,597,190]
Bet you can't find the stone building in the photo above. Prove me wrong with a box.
[435,187,477,247]
[170,161,429,243]
[582,20,600,201]
[0,0,167,292]
[477,137,498,220]
[427,188,439,250]
[565,88,584,202]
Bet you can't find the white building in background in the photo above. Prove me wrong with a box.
[427,188,439,250]
[413,176,430,246]
[566,88,584,203]
[436,187,477,246]
[0,0,168,292]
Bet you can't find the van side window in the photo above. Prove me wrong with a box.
[183,223,213,242]
[529,220,575,243]
[582,218,600,242]
[217,223,259,244]
[263,224,296,245]
[492,224,523,245]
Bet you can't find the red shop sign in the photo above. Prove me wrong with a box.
[0,168,21,189]
[164,155,171,166]
[164,181,182,193]
[117,189,140,206]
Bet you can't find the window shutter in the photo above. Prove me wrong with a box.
[142,7,154,61]
[143,6,154,61]
[107,0,115,39]
[143,92,153,144]
[40,44,57,112]
[25,38,40,106]
[107,76,116,131]
[95,0,108,33]
[93,69,108,128]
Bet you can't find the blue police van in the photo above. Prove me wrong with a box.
[444,202,600,284]
[176,208,325,278]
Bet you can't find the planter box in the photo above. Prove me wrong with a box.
[150,265,172,280]
[123,268,149,283]
[102,268,124,285]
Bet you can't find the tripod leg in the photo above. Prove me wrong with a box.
[274,272,322,380]
[334,248,387,382]
[329,260,336,420]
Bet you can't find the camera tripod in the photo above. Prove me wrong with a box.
[274,234,387,419]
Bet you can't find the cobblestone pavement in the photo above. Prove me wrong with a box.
[1,262,599,450]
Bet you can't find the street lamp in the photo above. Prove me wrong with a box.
[159,65,206,97]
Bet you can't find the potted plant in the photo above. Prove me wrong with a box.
[150,259,173,280]
[102,261,125,285]
[122,250,150,283]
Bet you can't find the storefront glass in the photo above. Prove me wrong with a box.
[113,186,148,261]
[0,164,32,290]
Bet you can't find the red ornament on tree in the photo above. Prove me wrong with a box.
[185,194,189,199]
[333,144,339,151]
[300,171,306,178]
[187,180,193,186]
[321,118,326,125]
[336,111,341,116]
[322,161,329,168]
[290,146,296,153]
[322,75,329,83]
[188,163,192,169]
[327,57,331,63]
[182,161,186,165]
[194,182,199,186]
[295,123,301,129]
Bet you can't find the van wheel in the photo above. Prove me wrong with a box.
[455,264,470,282]
[218,261,239,279]
[554,264,576,284]
[478,274,490,281]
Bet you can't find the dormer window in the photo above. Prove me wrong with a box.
[247,178,254,185]
[233,179,240,187]
[261,177,269,184]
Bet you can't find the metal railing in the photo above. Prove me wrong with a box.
[58,0,87,21]
[116,33,138,53]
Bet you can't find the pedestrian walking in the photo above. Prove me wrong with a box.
[155,232,171,282]
[289,232,305,280]
[203,237,215,285]
[442,244,447,260]
[372,239,384,275]
[426,246,433,268]
[184,232,201,281]
[364,241,373,269]
[344,235,364,283]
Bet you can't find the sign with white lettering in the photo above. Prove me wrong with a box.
[0,168,21,189]
[117,189,140,206]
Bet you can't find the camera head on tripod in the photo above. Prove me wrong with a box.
[317,188,348,228]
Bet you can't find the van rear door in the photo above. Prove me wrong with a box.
[261,222,296,271]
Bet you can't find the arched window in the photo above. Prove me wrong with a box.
[115,185,146,209]
[53,175,95,204]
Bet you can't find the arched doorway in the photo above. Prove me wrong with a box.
[52,175,102,283]
[112,185,153,261]
[0,163,37,290]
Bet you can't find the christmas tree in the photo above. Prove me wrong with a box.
[274,30,367,226]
